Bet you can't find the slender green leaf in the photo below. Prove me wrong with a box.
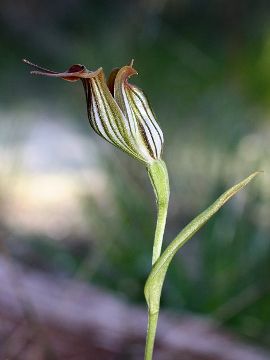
[144,172,260,314]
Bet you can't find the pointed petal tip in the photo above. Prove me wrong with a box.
[23,58,103,81]
[23,58,58,75]
[119,65,138,80]
[107,62,138,95]
[22,58,34,65]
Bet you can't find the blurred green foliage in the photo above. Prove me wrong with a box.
[0,0,270,349]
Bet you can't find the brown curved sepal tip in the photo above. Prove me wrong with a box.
[22,59,102,82]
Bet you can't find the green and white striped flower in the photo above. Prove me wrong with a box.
[23,59,164,165]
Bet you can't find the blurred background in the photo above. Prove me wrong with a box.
[0,0,269,359]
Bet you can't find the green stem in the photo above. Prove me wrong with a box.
[144,159,170,359]
[144,311,159,360]
[147,160,170,265]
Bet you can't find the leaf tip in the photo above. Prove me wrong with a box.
[247,170,263,182]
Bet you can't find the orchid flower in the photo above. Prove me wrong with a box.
[23,59,163,166]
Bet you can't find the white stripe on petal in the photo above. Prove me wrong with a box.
[128,85,164,159]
